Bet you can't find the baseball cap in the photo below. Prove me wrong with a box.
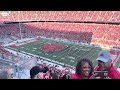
[30,66,45,79]
[97,50,112,62]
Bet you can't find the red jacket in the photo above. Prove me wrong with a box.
[95,64,120,79]
[72,73,92,79]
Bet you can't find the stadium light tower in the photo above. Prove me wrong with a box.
[17,11,22,40]
[18,22,23,40]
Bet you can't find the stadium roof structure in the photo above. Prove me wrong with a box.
[3,20,120,25]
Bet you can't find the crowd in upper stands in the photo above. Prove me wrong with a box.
[0,22,119,47]
[0,11,120,47]
[0,11,120,22]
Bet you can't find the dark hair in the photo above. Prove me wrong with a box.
[61,74,71,79]
[30,66,45,79]
[43,66,49,73]
[76,58,93,75]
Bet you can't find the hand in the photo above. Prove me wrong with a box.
[104,77,111,79]
[94,76,101,79]
[90,73,102,79]
[90,75,101,79]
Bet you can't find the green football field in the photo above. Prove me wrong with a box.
[14,38,120,69]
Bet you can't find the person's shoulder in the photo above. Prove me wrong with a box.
[72,73,82,79]
[109,64,118,71]
[71,73,76,79]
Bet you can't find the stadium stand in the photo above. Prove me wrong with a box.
[0,11,120,79]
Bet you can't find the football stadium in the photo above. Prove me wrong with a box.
[0,11,120,79]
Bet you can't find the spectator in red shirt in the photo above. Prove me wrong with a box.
[94,50,120,79]
[72,58,94,79]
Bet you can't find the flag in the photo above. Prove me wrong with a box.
[109,50,120,66]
